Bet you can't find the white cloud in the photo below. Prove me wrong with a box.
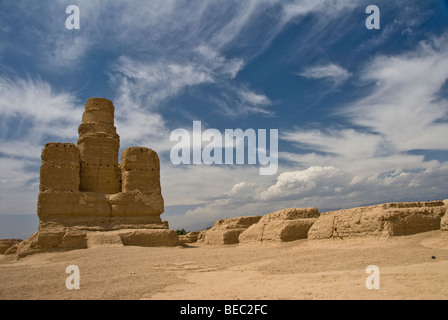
[0,76,82,128]
[340,37,448,151]
[284,35,448,172]
[0,75,82,215]
[111,56,214,110]
[298,63,352,86]
[279,151,439,178]
[238,89,271,106]
[0,140,43,160]
[0,76,82,150]
[0,157,39,215]
[50,35,91,68]
[161,165,264,207]
[169,160,448,230]
[258,166,341,201]
[0,158,38,186]
[281,0,357,23]
[196,46,245,79]
[282,129,383,159]
[108,50,248,150]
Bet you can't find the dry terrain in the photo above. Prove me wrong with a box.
[1,230,447,300]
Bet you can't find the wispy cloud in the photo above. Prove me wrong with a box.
[0,75,82,215]
[341,36,448,151]
[108,48,248,149]
[298,63,352,87]
[0,76,82,143]
[282,129,384,159]
[238,89,272,107]
[286,35,448,161]
[110,56,215,111]
[281,0,358,23]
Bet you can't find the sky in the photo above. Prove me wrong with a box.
[0,0,448,236]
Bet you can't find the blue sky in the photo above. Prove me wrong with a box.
[1,0,448,234]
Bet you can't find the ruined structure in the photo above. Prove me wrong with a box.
[0,240,22,255]
[198,216,262,245]
[308,201,447,240]
[15,98,178,257]
[178,231,201,244]
[239,208,319,243]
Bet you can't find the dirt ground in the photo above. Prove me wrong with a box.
[1,230,447,300]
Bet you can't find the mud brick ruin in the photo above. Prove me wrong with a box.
[15,98,178,257]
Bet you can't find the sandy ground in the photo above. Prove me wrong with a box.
[0,230,447,300]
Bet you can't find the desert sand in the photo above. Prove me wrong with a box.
[1,230,447,300]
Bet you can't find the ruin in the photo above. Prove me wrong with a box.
[308,201,447,240]
[15,98,178,257]
[239,208,319,243]
[197,216,262,245]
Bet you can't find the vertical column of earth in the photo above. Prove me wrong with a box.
[77,98,121,194]
[37,143,80,221]
[107,147,164,223]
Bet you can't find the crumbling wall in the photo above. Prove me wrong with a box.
[108,147,164,226]
[239,208,319,243]
[39,143,80,192]
[37,142,112,224]
[199,216,262,245]
[308,201,447,240]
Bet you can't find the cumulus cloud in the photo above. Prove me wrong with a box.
[258,166,341,201]
[173,160,448,230]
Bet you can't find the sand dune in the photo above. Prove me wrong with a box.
[1,230,447,300]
